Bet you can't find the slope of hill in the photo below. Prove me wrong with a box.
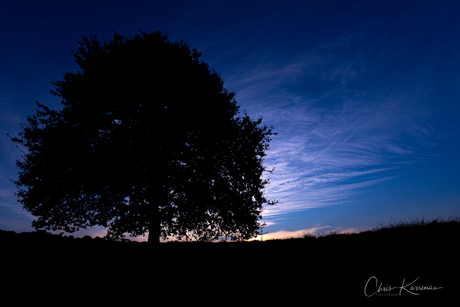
[2,217,458,301]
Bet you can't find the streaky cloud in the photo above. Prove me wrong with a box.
[238,31,440,224]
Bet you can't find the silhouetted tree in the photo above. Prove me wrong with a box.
[9,30,277,243]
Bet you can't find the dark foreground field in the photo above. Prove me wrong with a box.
[2,217,459,303]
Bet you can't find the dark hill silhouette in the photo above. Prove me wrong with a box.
[2,216,458,301]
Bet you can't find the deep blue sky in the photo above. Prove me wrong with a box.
[1,0,459,240]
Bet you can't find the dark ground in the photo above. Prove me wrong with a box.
[2,219,458,303]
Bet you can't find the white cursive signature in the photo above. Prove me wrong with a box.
[364,276,444,297]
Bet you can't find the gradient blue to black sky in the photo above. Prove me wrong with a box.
[1,0,459,240]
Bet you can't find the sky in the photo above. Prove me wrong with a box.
[1,0,459,241]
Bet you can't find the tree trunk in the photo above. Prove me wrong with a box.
[147,136,165,244]
[148,203,160,244]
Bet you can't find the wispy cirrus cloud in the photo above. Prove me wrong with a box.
[258,98,433,220]
[223,32,438,224]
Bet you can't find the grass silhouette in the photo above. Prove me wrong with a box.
[2,216,458,301]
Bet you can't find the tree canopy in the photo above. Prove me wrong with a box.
[9,30,277,243]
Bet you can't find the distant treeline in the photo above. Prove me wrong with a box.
[2,215,459,246]
[0,229,137,244]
